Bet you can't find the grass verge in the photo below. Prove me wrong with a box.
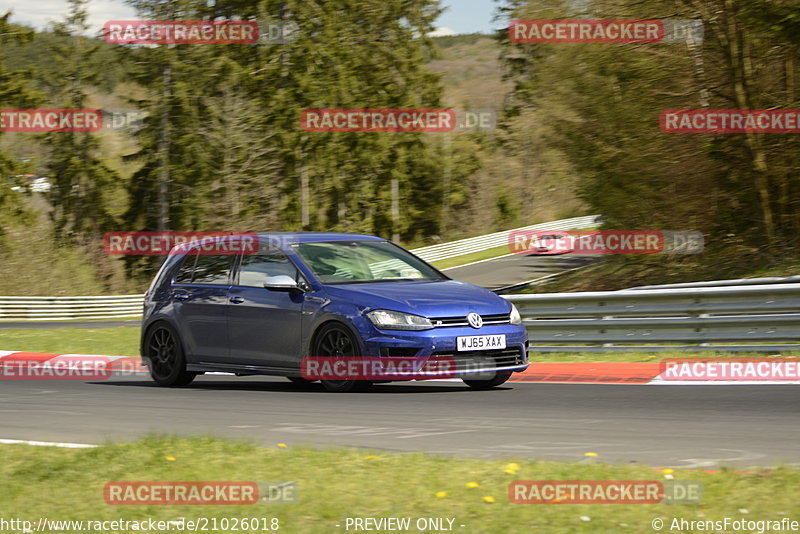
[0,327,141,356]
[2,436,797,533]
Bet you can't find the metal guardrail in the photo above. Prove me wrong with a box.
[505,283,800,352]
[629,276,800,290]
[0,295,145,321]
[411,215,600,263]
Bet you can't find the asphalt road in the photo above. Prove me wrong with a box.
[1,375,797,469]
[443,253,596,291]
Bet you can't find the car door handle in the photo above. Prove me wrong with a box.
[229,296,245,304]
[173,291,190,301]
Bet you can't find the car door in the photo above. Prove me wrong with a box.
[170,249,234,364]
[227,247,305,368]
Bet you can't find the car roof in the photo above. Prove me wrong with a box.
[255,232,387,244]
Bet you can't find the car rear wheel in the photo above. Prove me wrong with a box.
[313,323,372,393]
[462,370,513,390]
[146,323,197,387]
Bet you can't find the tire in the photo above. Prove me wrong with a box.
[462,370,513,390]
[312,322,372,393]
[287,376,316,384]
[145,323,197,387]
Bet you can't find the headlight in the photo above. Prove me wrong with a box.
[367,309,433,331]
[509,303,522,325]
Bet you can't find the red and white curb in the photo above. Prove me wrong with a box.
[513,362,659,384]
[0,350,138,364]
[0,351,147,377]
[1,352,797,385]
[512,362,800,385]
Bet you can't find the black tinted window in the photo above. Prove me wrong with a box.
[237,250,297,287]
[174,250,198,283]
[191,254,234,285]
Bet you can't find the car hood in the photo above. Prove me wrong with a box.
[322,280,511,318]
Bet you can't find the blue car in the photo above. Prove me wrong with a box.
[141,233,529,392]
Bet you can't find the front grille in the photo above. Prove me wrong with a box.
[430,313,510,328]
[429,348,527,372]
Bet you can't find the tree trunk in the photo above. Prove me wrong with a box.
[158,61,171,232]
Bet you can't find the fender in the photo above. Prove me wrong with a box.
[304,307,371,357]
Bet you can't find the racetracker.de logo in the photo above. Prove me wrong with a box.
[509,19,703,44]
[104,231,258,255]
[661,110,800,133]
[509,480,702,504]
[660,358,800,381]
[0,109,103,133]
[104,481,297,505]
[511,19,662,43]
[103,20,259,44]
[507,230,704,255]
[301,356,459,381]
[0,354,142,380]
[301,109,456,133]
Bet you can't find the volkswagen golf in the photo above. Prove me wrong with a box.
[141,233,529,392]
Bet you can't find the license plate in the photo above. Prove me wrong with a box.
[456,335,506,351]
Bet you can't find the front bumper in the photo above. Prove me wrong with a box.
[360,324,529,376]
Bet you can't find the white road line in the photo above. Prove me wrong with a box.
[0,438,97,448]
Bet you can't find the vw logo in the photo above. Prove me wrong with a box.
[467,312,483,329]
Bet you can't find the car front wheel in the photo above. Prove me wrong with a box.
[462,370,513,390]
[312,322,372,393]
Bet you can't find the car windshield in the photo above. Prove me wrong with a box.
[292,240,447,284]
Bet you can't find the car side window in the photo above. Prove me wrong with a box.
[174,249,199,283]
[191,254,235,285]
[236,249,298,287]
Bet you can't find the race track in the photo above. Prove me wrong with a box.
[1,375,797,469]
[443,253,595,290]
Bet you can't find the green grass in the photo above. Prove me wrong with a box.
[2,436,797,533]
[0,327,141,356]
[2,327,797,363]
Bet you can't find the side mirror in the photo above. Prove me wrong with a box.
[263,275,301,291]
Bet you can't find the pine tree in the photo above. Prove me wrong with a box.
[42,0,119,239]
[0,13,41,231]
